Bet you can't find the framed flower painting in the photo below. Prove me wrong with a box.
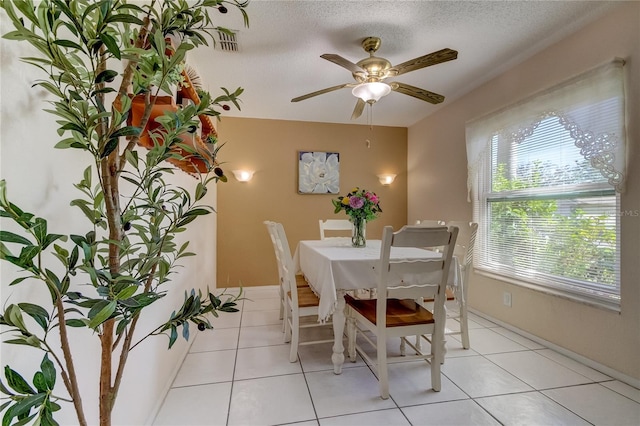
[298,151,340,194]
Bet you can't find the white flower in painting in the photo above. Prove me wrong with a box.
[299,152,340,194]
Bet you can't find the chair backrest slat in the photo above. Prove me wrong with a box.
[415,219,445,226]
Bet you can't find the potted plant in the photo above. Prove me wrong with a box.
[0,1,249,425]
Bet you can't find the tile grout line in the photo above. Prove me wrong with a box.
[225,297,245,426]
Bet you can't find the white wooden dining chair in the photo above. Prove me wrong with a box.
[319,219,352,240]
[419,221,478,350]
[442,221,478,349]
[344,225,458,399]
[271,222,334,362]
[264,221,308,327]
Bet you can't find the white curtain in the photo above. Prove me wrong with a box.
[465,58,627,201]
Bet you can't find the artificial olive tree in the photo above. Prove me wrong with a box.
[0,1,248,424]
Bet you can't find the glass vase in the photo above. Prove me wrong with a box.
[351,217,366,248]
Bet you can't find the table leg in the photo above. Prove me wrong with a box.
[332,290,346,374]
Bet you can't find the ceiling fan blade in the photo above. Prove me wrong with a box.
[391,48,458,76]
[321,54,364,74]
[291,83,354,102]
[390,82,445,104]
[351,98,366,120]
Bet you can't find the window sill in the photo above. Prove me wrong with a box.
[475,269,621,313]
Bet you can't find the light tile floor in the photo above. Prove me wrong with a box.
[153,286,640,426]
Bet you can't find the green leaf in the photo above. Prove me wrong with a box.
[115,285,137,300]
[5,336,41,349]
[40,355,55,390]
[5,305,28,332]
[83,166,92,187]
[184,208,211,217]
[100,138,119,158]
[32,372,47,393]
[70,200,96,224]
[4,367,35,395]
[105,14,143,25]
[9,277,29,286]
[8,412,37,426]
[31,218,47,245]
[110,126,141,139]
[88,300,116,329]
[115,318,129,336]
[44,269,61,293]
[65,319,88,328]
[7,392,45,421]
[182,322,190,341]
[0,380,15,396]
[95,70,118,84]
[195,182,207,200]
[125,150,139,168]
[53,244,69,258]
[168,325,178,349]
[0,231,31,245]
[42,233,65,250]
[59,122,87,137]
[69,246,79,269]
[52,39,82,50]
[18,244,39,266]
[92,87,116,96]
[99,33,120,59]
[176,215,198,228]
[17,303,49,331]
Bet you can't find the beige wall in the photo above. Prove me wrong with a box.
[216,118,408,287]
[408,2,639,382]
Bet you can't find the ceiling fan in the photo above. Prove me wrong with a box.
[291,37,458,119]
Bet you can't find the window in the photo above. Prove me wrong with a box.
[466,60,626,307]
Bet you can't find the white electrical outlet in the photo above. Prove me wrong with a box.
[503,292,512,307]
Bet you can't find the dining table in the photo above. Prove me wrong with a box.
[293,238,459,374]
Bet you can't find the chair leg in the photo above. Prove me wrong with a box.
[413,297,423,354]
[431,349,442,392]
[377,338,390,399]
[346,310,357,362]
[289,312,299,362]
[460,300,470,349]
[283,301,292,344]
[431,327,442,392]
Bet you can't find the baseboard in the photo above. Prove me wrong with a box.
[468,308,640,390]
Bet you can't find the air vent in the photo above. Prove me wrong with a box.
[215,30,239,52]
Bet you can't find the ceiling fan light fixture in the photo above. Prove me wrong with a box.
[352,82,391,103]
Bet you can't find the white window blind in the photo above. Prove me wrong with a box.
[465,59,626,306]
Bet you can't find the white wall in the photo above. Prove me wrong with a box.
[0,12,218,424]
[407,1,639,383]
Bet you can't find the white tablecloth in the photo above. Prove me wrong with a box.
[294,239,459,321]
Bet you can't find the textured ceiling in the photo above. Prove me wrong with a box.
[189,0,616,128]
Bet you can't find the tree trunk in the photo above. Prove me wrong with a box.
[99,121,123,425]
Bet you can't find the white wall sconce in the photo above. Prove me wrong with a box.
[377,174,396,185]
[232,170,254,182]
